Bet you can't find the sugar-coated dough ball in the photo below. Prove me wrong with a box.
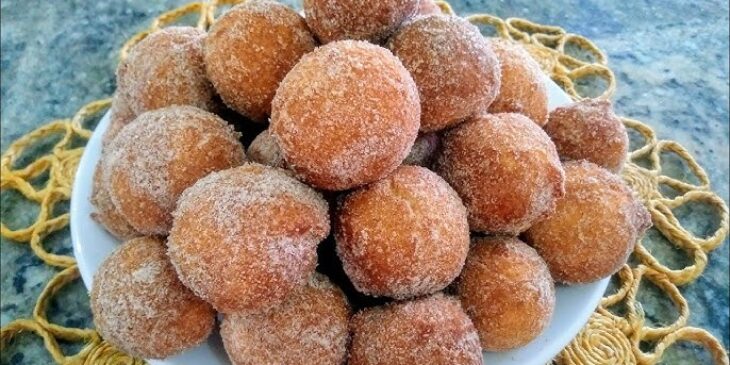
[387,15,501,132]
[457,236,555,351]
[271,40,420,191]
[102,93,136,149]
[247,129,286,168]
[416,0,442,16]
[487,38,549,126]
[435,113,565,234]
[336,166,469,299]
[303,0,419,43]
[544,99,629,172]
[117,26,216,115]
[90,237,215,359]
[206,1,317,121]
[221,273,350,365]
[403,132,440,167]
[102,106,245,235]
[90,162,139,240]
[349,293,483,365]
[167,163,330,314]
[524,161,652,284]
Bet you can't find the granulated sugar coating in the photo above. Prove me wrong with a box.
[101,93,136,149]
[247,129,287,168]
[544,99,630,173]
[116,27,216,115]
[303,0,419,44]
[387,15,501,132]
[90,237,215,359]
[205,1,317,122]
[101,106,245,235]
[457,236,555,351]
[348,293,483,365]
[403,132,440,167]
[221,273,350,365]
[415,0,442,16]
[271,40,420,191]
[167,163,330,314]
[525,161,652,284]
[487,38,549,126]
[435,113,565,234]
[90,162,140,241]
[336,166,469,299]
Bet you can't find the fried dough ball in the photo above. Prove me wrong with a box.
[90,162,139,241]
[90,236,215,359]
[205,1,317,122]
[416,0,442,16]
[101,93,136,149]
[303,0,419,44]
[487,39,549,126]
[221,273,350,365]
[544,99,629,172]
[349,293,483,365]
[167,163,330,314]
[524,161,652,284]
[271,40,420,191]
[102,106,245,235]
[387,15,501,132]
[403,132,440,167]
[247,129,286,168]
[336,166,469,299]
[116,26,216,115]
[457,236,555,351]
[435,113,565,234]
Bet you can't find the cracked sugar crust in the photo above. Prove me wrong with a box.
[336,165,469,299]
[167,163,330,314]
[487,38,549,126]
[90,236,215,359]
[116,26,216,115]
[435,112,565,234]
[524,160,652,284]
[348,293,483,365]
[102,105,245,236]
[303,0,419,44]
[205,0,317,122]
[271,40,420,191]
[457,236,555,351]
[221,273,351,365]
[387,15,501,132]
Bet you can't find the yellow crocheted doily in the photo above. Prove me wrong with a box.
[1,1,728,364]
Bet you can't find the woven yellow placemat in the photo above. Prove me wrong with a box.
[1,1,728,364]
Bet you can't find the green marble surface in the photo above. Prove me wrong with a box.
[1,1,728,364]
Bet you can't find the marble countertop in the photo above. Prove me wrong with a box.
[1,1,727,364]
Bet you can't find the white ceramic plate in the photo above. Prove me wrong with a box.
[71,76,609,365]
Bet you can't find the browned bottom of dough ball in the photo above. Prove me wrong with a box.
[524,160,651,284]
[90,161,139,240]
[168,163,330,314]
[221,273,351,365]
[348,293,483,365]
[435,113,565,234]
[90,237,215,359]
[544,99,629,172]
[457,236,555,351]
[247,129,286,168]
[487,38,548,126]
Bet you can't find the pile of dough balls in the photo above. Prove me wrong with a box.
[90,0,650,362]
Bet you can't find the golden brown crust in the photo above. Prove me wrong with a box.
[101,93,136,149]
[544,99,629,172]
[387,15,501,132]
[457,236,555,351]
[303,0,419,43]
[90,161,140,240]
[524,160,652,284]
[335,165,469,299]
[348,294,483,365]
[434,113,565,234]
[487,38,549,126]
[247,129,287,168]
[221,273,351,365]
[90,236,215,359]
[271,40,420,191]
[205,1,317,122]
